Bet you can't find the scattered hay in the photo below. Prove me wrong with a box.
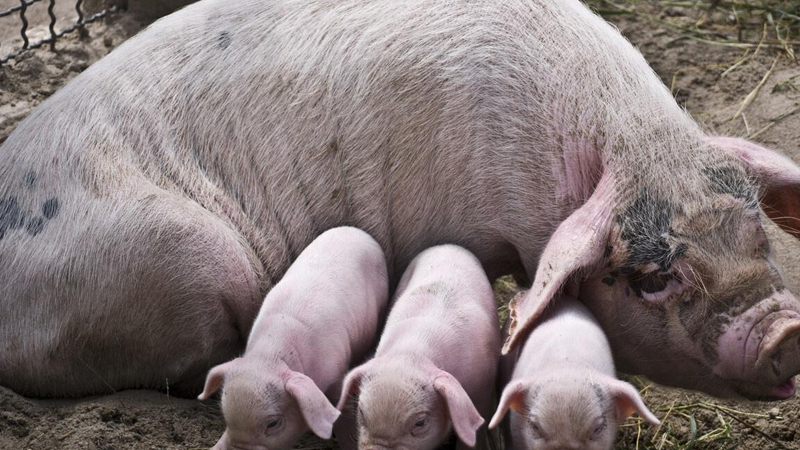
[584,0,800,139]
[586,0,799,56]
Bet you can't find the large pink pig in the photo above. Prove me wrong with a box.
[492,293,659,450]
[4,0,800,403]
[197,226,389,450]
[337,245,500,450]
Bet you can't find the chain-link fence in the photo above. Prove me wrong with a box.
[0,0,121,65]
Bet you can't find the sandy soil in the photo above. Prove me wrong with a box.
[1,1,800,449]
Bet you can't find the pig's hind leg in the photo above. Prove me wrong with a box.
[0,188,263,397]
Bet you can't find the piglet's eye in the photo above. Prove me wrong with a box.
[591,417,606,440]
[528,420,544,439]
[411,414,429,436]
[265,415,283,434]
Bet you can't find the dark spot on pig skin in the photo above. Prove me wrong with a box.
[602,276,616,286]
[217,31,231,50]
[704,166,757,208]
[42,198,59,219]
[26,217,44,237]
[590,383,605,404]
[24,171,37,187]
[604,245,613,258]
[328,138,339,155]
[618,189,686,272]
[0,197,25,240]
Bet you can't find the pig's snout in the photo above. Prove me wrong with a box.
[360,441,393,450]
[212,432,269,450]
[716,290,800,399]
[756,316,800,397]
[361,445,392,450]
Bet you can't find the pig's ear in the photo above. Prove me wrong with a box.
[286,371,341,439]
[709,137,800,238]
[600,375,660,426]
[489,380,529,429]
[434,371,484,447]
[198,359,240,400]
[336,361,374,411]
[503,174,617,354]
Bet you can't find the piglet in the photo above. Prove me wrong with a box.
[198,226,389,450]
[337,245,500,450]
[491,293,659,450]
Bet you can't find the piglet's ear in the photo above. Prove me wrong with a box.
[198,359,240,400]
[709,137,800,239]
[599,375,660,426]
[286,371,341,439]
[434,371,484,447]
[489,380,529,429]
[336,362,371,411]
[503,173,617,355]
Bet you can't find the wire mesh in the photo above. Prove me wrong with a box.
[0,0,121,65]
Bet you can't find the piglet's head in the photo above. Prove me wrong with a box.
[337,357,484,450]
[198,357,340,450]
[490,372,658,450]
[504,137,800,400]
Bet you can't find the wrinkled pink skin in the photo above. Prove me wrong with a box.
[338,246,500,450]
[198,227,389,450]
[494,295,659,450]
[3,0,800,402]
[716,290,800,398]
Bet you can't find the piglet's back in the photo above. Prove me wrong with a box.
[514,296,614,377]
[249,226,389,356]
[379,245,500,384]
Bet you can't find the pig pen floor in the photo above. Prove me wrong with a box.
[1,2,800,449]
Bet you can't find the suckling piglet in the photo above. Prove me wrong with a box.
[338,245,500,450]
[198,226,389,450]
[492,293,659,450]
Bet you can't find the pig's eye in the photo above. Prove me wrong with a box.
[528,420,544,439]
[265,415,283,434]
[590,416,606,440]
[410,414,429,436]
[629,270,687,304]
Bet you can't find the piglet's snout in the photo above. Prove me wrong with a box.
[361,440,393,450]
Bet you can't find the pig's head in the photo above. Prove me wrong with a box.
[198,357,340,450]
[337,356,484,450]
[489,371,659,450]
[504,137,800,400]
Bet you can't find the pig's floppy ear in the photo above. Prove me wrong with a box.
[489,380,529,429]
[710,137,800,238]
[198,359,240,400]
[434,371,484,447]
[503,173,617,354]
[286,371,341,439]
[598,374,660,426]
[336,362,371,411]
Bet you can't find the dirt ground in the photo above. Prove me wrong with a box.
[1,1,800,449]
